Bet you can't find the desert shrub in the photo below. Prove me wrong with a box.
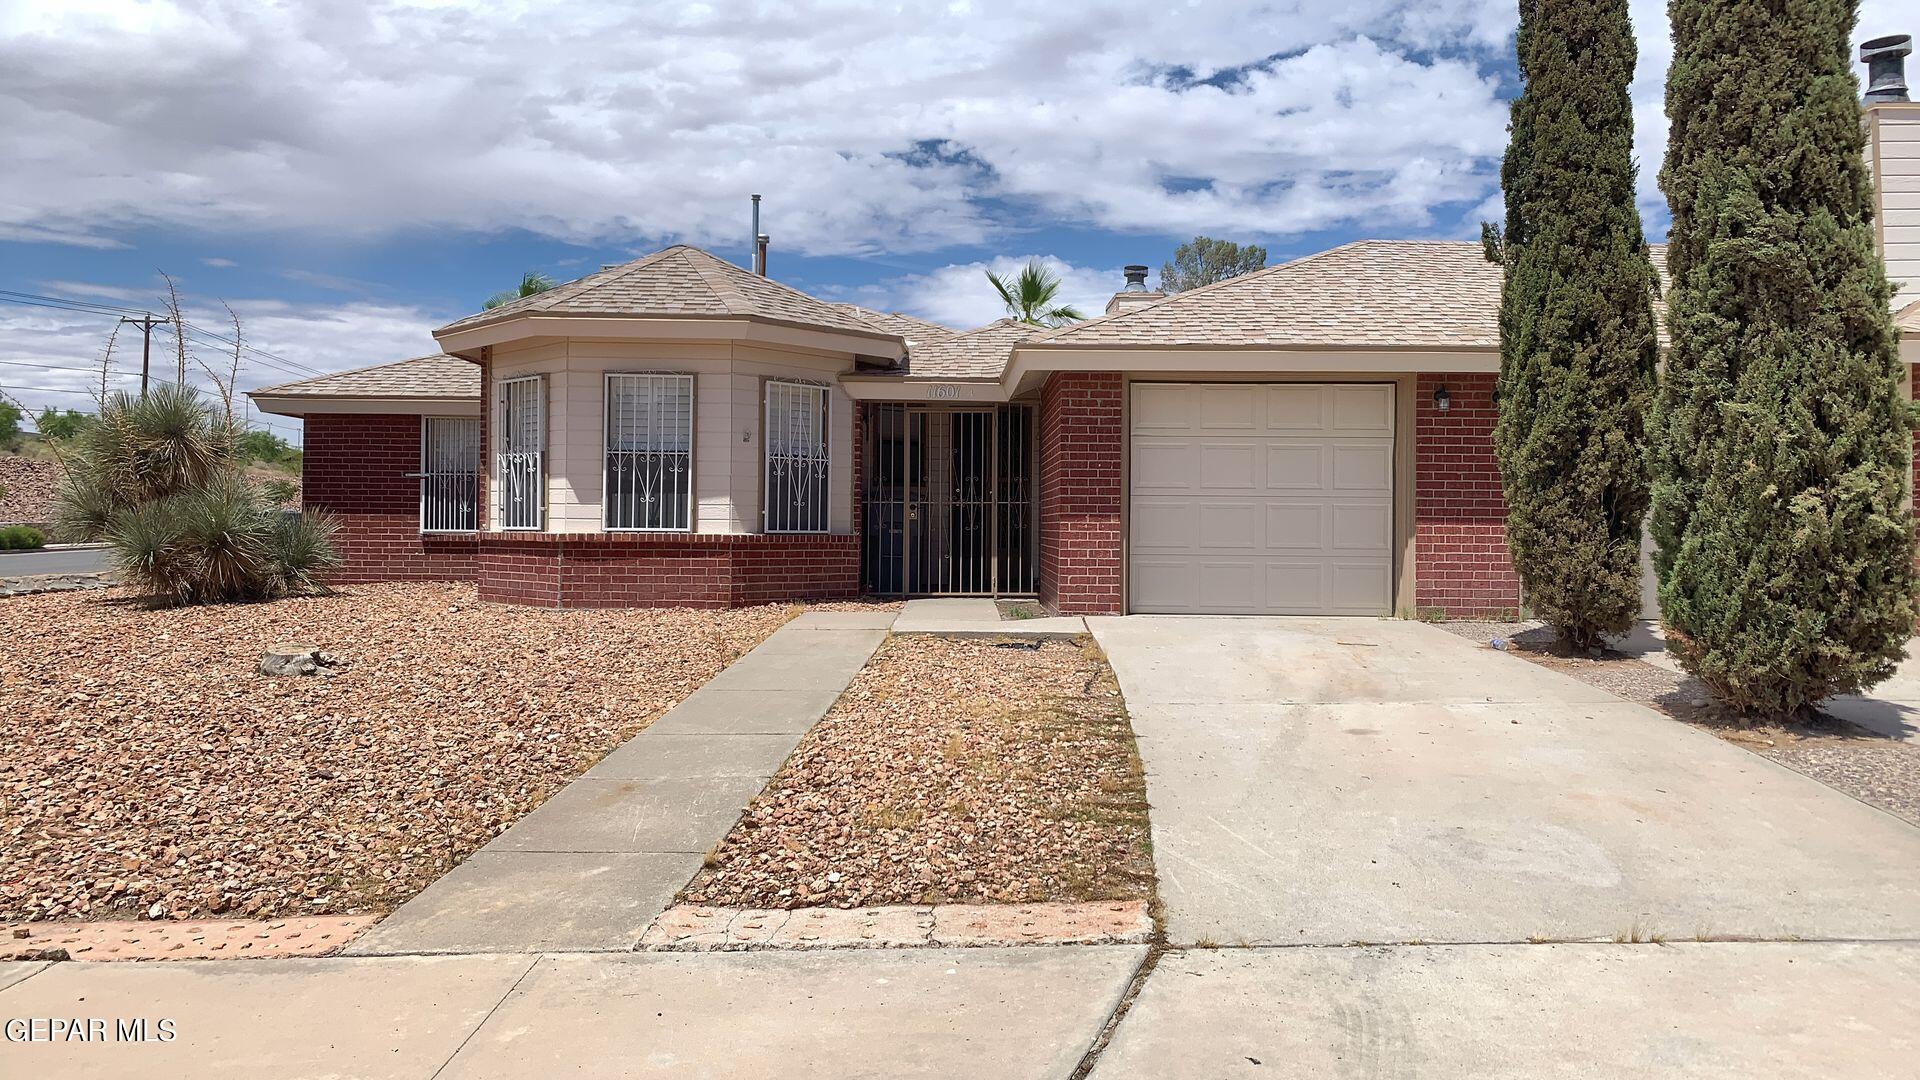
[0,525,46,550]
[53,384,340,604]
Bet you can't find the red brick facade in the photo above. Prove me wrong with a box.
[475,532,857,608]
[303,414,477,583]
[1413,373,1522,617]
[1037,372,1125,614]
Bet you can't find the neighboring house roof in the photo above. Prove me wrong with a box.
[437,245,898,341]
[1898,299,1920,335]
[253,354,479,398]
[830,304,958,343]
[896,319,1042,379]
[1030,240,1672,352]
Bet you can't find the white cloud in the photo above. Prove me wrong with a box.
[0,285,440,442]
[852,255,1124,329]
[0,1,1520,254]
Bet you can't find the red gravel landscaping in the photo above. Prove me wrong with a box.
[0,582,803,922]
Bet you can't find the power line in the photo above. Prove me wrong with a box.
[1,288,333,381]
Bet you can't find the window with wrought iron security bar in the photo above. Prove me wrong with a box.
[495,375,545,530]
[419,417,480,531]
[764,380,830,533]
[605,373,694,531]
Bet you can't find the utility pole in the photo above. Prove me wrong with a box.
[118,313,171,397]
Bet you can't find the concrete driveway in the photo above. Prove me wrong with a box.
[1081,616,1920,1076]
[1089,615,1920,946]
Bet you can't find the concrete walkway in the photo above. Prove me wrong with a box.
[1,946,1144,1079]
[891,596,1087,638]
[348,612,890,955]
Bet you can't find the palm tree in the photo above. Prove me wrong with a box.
[985,261,1085,327]
[483,271,558,310]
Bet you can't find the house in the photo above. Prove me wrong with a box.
[250,71,1920,617]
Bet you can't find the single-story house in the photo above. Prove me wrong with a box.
[250,92,1920,617]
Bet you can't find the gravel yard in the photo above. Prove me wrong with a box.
[683,635,1155,910]
[1438,619,1920,825]
[0,582,805,922]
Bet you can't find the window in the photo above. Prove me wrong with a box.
[495,375,545,530]
[420,417,480,532]
[605,373,693,531]
[764,380,830,533]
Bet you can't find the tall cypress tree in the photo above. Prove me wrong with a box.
[1655,0,1914,716]
[1488,0,1659,650]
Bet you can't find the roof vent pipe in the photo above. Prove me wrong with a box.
[1123,264,1150,291]
[756,234,770,277]
[750,194,762,271]
[1862,34,1912,103]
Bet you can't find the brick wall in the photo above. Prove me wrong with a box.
[302,414,477,583]
[1414,373,1521,617]
[475,532,858,608]
[1038,372,1125,614]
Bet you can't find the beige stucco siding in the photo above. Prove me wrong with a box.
[1870,104,1920,310]
[487,337,853,535]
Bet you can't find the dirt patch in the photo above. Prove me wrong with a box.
[638,900,1151,950]
[1438,620,1920,825]
[0,454,61,527]
[683,636,1155,909]
[0,582,805,922]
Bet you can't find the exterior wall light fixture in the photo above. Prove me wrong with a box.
[1434,386,1452,412]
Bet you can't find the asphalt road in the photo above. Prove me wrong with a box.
[0,545,111,577]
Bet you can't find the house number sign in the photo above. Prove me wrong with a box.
[925,384,962,400]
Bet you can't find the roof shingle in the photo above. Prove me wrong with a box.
[252,354,478,398]
[829,304,958,344]
[1032,240,1671,351]
[437,245,896,340]
[898,319,1040,379]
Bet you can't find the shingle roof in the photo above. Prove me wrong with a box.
[1898,299,1920,334]
[252,354,478,398]
[437,245,897,340]
[830,304,958,344]
[1032,240,1671,351]
[899,319,1041,379]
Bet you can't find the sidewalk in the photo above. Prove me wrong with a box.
[0,946,1144,1080]
[346,612,890,955]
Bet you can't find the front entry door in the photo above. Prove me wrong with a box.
[861,404,1034,596]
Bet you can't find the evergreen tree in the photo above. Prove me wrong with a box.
[1653,0,1913,715]
[1160,237,1267,292]
[1487,0,1659,650]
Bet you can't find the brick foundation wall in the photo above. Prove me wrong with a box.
[1038,373,1125,614]
[1414,373,1521,617]
[475,532,858,608]
[303,414,477,583]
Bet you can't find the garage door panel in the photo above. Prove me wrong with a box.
[1132,440,1195,490]
[1199,443,1260,489]
[1329,503,1393,552]
[1331,444,1392,491]
[1197,503,1259,550]
[1198,386,1258,431]
[1129,382,1396,616]
[1132,500,1196,549]
[1332,385,1394,432]
[1266,385,1326,430]
[1131,384,1190,432]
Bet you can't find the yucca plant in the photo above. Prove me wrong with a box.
[54,384,339,605]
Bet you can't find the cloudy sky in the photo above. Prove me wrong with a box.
[0,0,1905,439]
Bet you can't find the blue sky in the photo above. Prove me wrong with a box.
[0,1,1904,441]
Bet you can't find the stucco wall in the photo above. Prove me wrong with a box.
[487,338,854,535]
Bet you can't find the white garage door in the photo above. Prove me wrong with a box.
[1129,383,1395,615]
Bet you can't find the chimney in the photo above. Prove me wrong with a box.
[755,233,770,276]
[1104,263,1165,316]
[1862,33,1918,309]
[1863,34,1911,103]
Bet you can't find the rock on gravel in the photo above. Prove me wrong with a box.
[0,582,799,922]
[683,636,1156,910]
